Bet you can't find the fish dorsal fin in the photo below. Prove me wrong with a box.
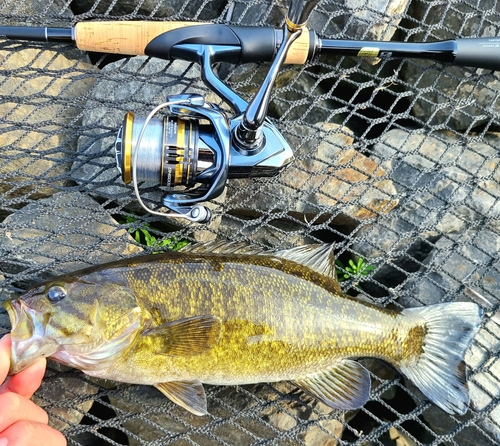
[182,241,337,278]
[180,240,265,255]
[294,359,371,410]
[182,240,338,284]
[143,315,221,356]
[274,244,337,280]
[155,380,208,416]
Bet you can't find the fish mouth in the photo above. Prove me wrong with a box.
[3,299,57,375]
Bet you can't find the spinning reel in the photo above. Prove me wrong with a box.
[114,0,317,222]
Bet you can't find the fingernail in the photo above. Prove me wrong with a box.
[0,437,9,446]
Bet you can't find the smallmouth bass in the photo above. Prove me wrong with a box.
[4,243,482,415]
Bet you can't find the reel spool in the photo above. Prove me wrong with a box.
[115,113,215,188]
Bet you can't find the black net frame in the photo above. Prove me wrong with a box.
[0,0,499,445]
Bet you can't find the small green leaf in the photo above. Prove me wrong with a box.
[357,257,364,270]
[139,228,153,246]
[173,239,189,251]
[156,239,172,248]
[360,264,374,276]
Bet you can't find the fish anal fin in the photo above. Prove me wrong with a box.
[155,381,208,416]
[144,315,221,356]
[294,359,371,411]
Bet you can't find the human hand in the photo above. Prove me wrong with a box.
[0,334,67,446]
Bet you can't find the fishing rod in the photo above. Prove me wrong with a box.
[2,20,500,70]
[2,1,499,223]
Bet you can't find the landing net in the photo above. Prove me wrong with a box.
[0,0,499,445]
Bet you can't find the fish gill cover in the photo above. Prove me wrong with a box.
[0,0,499,445]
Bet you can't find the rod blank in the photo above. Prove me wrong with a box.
[319,37,500,71]
[0,26,73,42]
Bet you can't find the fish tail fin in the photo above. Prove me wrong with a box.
[399,302,482,415]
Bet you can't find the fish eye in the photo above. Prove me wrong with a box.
[46,285,67,302]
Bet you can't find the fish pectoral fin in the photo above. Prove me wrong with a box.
[294,359,370,411]
[143,315,221,356]
[155,380,208,416]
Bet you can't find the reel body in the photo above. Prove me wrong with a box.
[114,93,294,222]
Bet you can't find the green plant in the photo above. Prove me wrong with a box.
[120,215,189,251]
[335,257,374,287]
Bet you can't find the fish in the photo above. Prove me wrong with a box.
[3,242,483,416]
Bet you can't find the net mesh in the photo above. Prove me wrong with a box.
[1,0,499,445]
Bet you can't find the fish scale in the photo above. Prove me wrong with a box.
[4,243,482,416]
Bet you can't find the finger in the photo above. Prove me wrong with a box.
[0,357,46,398]
[0,334,11,384]
[0,392,48,433]
[0,420,66,446]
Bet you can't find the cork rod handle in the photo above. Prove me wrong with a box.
[74,21,198,55]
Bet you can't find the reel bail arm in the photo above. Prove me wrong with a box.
[233,0,320,152]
